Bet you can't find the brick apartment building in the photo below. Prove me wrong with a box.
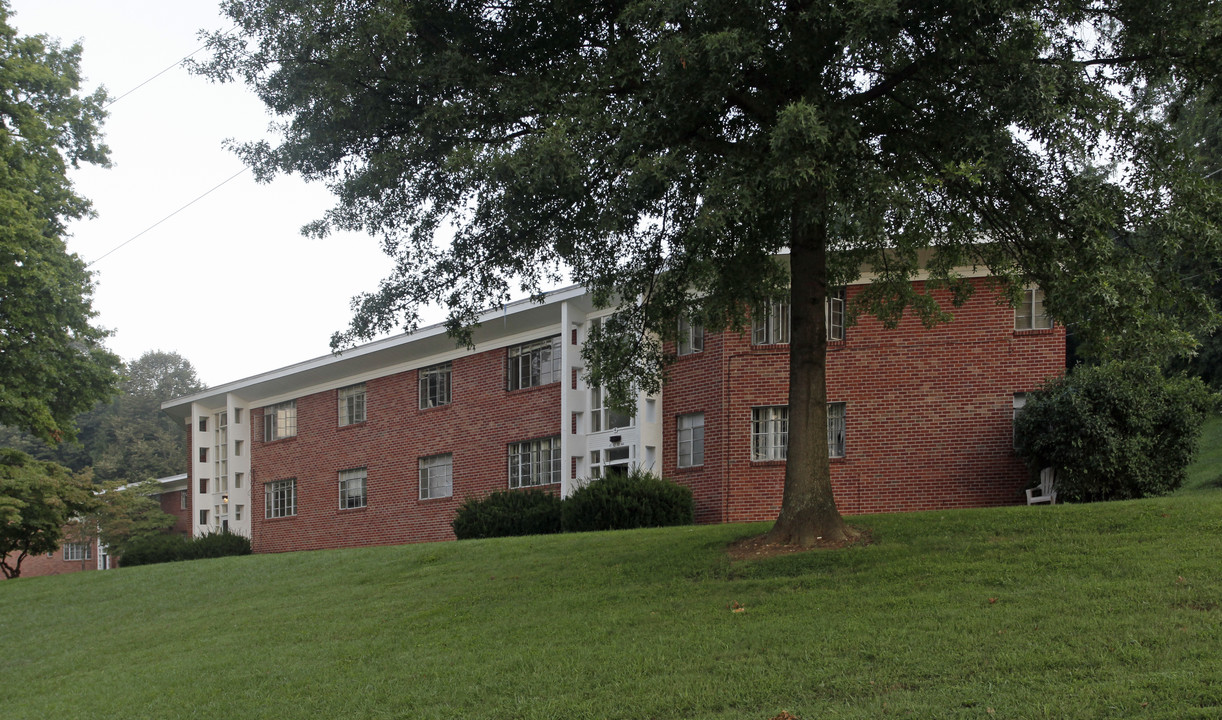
[8,474,192,579]
[156,272,1064,555]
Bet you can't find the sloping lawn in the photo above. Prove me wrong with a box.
[3,428,1220,720]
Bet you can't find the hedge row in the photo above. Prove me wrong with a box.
[452,470,694,540]
[119,530,252,567]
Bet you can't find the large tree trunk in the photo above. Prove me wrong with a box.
[766,208,851,545]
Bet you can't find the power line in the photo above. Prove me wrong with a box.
[104,25,238,109]
[87,166,249,267]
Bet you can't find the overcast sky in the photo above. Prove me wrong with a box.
[10,0,410,389]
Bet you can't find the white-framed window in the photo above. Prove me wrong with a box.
[507,336,561,390]
[752,289,846,345]
[419,454,453,499]
[419,362,452,409]
[508,436,561,488]
[214,411,228,491]
[234,472,243,489]
[233,407,243,424]
[265,478,297,518]
[751,406,789,461]
[338,383,366,426]
[677,317,704,356]
[179,490,188,510]
[590,384,634,432]
[198,509,209,526]
[63,542,91,561]
[590,446,632,479]
[827,402,846,458]
[235,505,244,522]
[677,412,705,468]
[752,404,847,460]
[263,400,298,441]
[339,468,368,509]
[1015,287,1052,330]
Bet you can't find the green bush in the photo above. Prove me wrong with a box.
[561,470,694,532]
[119,530,251,567]
[451,489,562,539]
[1015,361,1219,502]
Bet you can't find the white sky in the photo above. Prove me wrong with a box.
[9,0,409,388]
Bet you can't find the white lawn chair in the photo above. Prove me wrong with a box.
[1026,467,1057,505]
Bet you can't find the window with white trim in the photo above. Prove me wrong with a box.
[263,400,297,441]
[419,454,453,499]
[751,406,789,460]
[235,505,244,522]
[507,336,561,390]
[827,402,846,458]
[590,384,634,432]
[180,490,188,510]
[338,384,366,426]
[677,317,703,356]
[339,468,367,509]
[590,446,632,479]
[752,289,846,344]
[419,362,452,408]
[508,436,561,487]
[677,413,705,468]
[752,404,847,460]
[1015,287,1052,330]
[265,479,297,518]
[63,543,91,561]
[214,411,228,492]
[199,509,209,526]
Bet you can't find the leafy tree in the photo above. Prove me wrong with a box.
[1014,362,1218,502]
[0,448,95,579]
[0,350,205,482]
[199,1,1222,544]
[0,1,120,444]
[63,478,175,563]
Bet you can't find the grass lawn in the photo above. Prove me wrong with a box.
[3,423,1220,720]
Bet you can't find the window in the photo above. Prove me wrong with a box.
[752,289,847,345]
[263,400,297,441]
[198,417,208,432]
[751,406,790,461]
[199,509,209,526]
[234,440,243,456]
[338,383,366,426]
[752,404,847,460]
[827,402,846,458]
[180,490,188,510]
[419,454,453,499]
[199,447,208,463]
[198,478,208,494]
[234,407,243,424]
[234,472,244,489]
[265,479,297,518]
[508,436,561,488]
[235,505,244,522]
[507,336,561,390]
[339,468,368,509]
[63,543,91,561]
[1015,287,1052,330]
[214,412,228,490]
[590,384,634,432]
[677,317,703,356]
[1013,393,1027,448]
[677,413,705,468]
[419,362,452,409]
[590,446,631,479]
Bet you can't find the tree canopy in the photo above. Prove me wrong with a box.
[200,0,1222,544]
[0,1,120,444]
[0,448,95,578]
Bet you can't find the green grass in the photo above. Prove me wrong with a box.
[3,427,1221,720]
[1180,413,1222,493]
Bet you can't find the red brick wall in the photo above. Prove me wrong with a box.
[6,542,98,579]
[661,279,1066,522]
[159,489,192,535]
[250,343,562,553]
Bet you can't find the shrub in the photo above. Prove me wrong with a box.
[451,489,562,539]
[1015,361,1218,502]
[561,470,694,532]
[119,530,251,567]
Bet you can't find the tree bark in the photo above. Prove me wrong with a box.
[766,205,852,545]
